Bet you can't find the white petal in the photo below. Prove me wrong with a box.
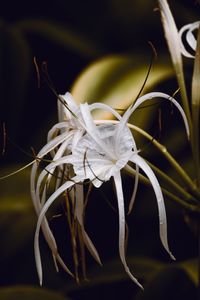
[40,139,74,206]
[113,172,143,289]
[34,179,76,285]
[129,154,175,261]
[40,130,74,159]
[128,164,139,214]
[122,92,189,138]
[179,21,200,58]
[31,167,68,279]
[75,184,102,265]
[95,114,139,213]
[36,155,74,205]
[71,129,85,152]
[158,0,182,66]
[58,92,79,122]
[89,102,121,119]
[80,104,113,159]
[47,122,71,141]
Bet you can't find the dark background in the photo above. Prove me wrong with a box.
[0,1,199,299]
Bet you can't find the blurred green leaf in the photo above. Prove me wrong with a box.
[1,23,31,139]
[0,167,35,262]
[65,256,198,297]
[179,258,198,287]
[135,266,197,300]
[110,0,155,25]
[16,19,103,58]
[0,286,71,300]
[71,54,173,129]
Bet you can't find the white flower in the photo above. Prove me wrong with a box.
[179,21,200,58]
[32,92,189,289]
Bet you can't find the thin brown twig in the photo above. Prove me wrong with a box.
[33,57,41,89]
[2,122,6,156]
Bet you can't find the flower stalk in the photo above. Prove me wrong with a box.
[191,26,200,186]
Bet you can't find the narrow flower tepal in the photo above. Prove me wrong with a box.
[179,21,200,58]
[31,91,189,289]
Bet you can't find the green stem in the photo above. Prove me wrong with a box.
[176,68,193,141]
[192,27,200,187]
[128,124,200,198]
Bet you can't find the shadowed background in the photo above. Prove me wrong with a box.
[0,1,199,299]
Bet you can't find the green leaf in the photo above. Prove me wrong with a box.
[16,19,103,58]
[71,54,173,129]
[0,166,36,262]
[0,286,71,300]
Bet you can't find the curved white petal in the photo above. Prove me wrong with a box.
[47,122,71,141]
[179,21,200,58]
[80,103,113,159]
[158,0,182,66]
[122,92,189,138]
[58,92,79,122]
[129,154,175,261]
[89,102,122,119]
[95,118,139,214]
[31,174,69,279]
[186,23,199,51]
[113,172,143,289]
[40,130,74,160]
[71,129,85,153]
[75,184,102,265]
[128,164,139,214]
[34,179,76,285]
[36,155,74,204]
[44,138,74,189]
[31,132,74,212]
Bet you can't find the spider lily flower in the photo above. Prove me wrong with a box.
[32,91,189,289]
[179,21,200,58]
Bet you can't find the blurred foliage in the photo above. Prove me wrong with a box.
[0,0,199,299]
[71,54,173,123]
[0,286,71,300]
[0,167,35,263]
